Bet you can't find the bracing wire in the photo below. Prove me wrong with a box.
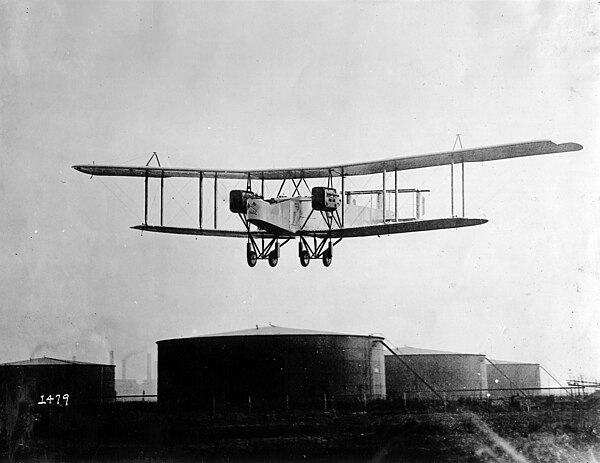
[96,177,143,223]
[161,178,197,225]
[115,155,149,166]
[164,184,199,226]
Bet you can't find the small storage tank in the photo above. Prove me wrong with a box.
[385,346,488,399]
[158,325,385,409]
[0,357,116,406]
[486,360,541,398]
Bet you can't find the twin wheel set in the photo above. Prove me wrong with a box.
[245,240,334,268]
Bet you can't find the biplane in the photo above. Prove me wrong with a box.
[73,140,581,267]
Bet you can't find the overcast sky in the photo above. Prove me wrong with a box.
[1,1,599,383]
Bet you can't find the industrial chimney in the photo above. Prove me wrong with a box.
[109,350,114,365]
[122,359,127,380]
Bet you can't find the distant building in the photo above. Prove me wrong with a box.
[115,352,156,400]
[0,357,115,406]
[114,379,157,400]
[157,325,386,409]
[115,379,143,396]
[385,346,488,399]
[486,360,541,398]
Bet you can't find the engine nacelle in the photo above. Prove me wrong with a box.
[312,187,341,212]
[229,190,255,214]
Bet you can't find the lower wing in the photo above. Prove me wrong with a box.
[132,217,486,239]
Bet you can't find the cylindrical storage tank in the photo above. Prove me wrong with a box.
[385,346,488,400]
[157,326,385,409]
[0,357,116,406]
[486,361,541,398]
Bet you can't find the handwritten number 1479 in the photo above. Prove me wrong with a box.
[38,394,69,406]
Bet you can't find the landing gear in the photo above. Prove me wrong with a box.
[300,250,310,267]
[246,244,257,267]
[322,241,333,267]
[244,235,287,267]
[268,250,279,267]
[247,250,257,267]
[299,237,338,267]
[322,249,332,267]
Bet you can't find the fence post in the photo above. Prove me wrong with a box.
[403,392,407,411]
[248,395,252,414]
[324,393,327,412]
[363,393,367,413]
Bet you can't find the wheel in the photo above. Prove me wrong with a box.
[299,250,310,267]
[268,250,279,267]
[246,250,257,267]
[322,250,332,267]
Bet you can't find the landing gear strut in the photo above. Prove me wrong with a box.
[243,228,288,268]
[298,237,338,267]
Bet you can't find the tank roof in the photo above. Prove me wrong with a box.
[158,325,384,343]
[385,346,484,356]
[0,356,113,367]
[489,359,540,366]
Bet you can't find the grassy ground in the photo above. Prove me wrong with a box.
[2,398,599,462]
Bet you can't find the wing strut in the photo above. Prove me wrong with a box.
[276,179,287,197]
[198,173,203,229]
[394,169,398,222]
[462,161,465,217]
[452,134,465,218]
[340,171,345,227]
[450,160,455,217]
[213,173,218,229]
[160,173,164,226]
[142,151,164,226]
[382,170,387,223]
[144,173,149,225]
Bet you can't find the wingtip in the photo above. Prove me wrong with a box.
[72,165,90,173]
[467,218,488,227]
[556,141,583,152]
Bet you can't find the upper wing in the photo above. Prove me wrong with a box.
[73,140,582,180]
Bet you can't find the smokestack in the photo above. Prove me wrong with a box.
[72,356,76,362]
[109,350,114,365]
[146,353,152,381]
[122,359,127,380]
